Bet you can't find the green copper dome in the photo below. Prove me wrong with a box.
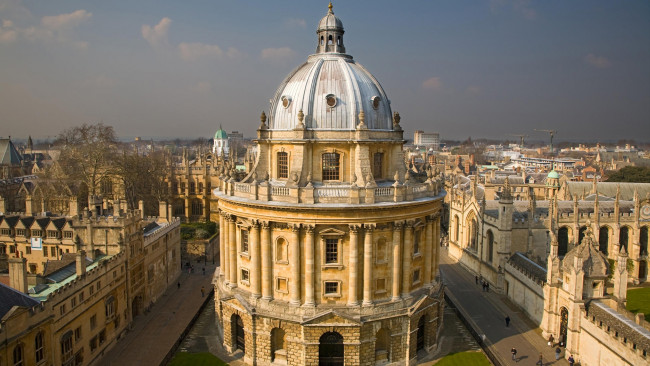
[214,126,228,140]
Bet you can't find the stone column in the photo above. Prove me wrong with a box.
[223,214,230,284]
[290,224,301,305]
[392,222,403,301]
[184,197,190,220]
[362,224,375,306]
[219,213,226,279]
[424,215,433,284]
[261,221,273,300]
[401,221,414,298]
[348,225,360,306]
[229,216,237,287]
[250,221,261,298]
[433,215,441,279]
[304,225,315,306]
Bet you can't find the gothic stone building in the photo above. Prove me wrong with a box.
[212,5,445,365]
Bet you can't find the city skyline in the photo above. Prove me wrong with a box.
[1,1,649,141]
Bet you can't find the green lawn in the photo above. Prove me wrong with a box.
[627,287,650,322]
[169,352,228,366]
[434,351,491,366]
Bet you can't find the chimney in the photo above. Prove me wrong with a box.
[8,257,28,293]
[76,249,87,277]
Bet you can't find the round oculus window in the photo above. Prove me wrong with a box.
[282,96,291,108]
[326,94,337,107]
[371,96,381,110]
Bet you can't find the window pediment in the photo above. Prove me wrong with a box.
[319,228,346,237]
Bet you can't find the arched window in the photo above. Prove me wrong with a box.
[640,226,648,256]
[487,230,494,263]
[322,152,340,181]
[599,227,609,255]
[35,332,44,363]
[578,226,587,244]
[277,152,288,179]
[337,36,341,45]
[454,215,460,242]
[13,344,24,366]
[328,34,333,45]
[375,328,390,362]
[271,328,286,362]
[320,36,324,45]
[558,227,569,257]
[467,216,478,251]
[620,226,630,253]
[191,199,203,216]
[61,331,74,364]
[373,152,383,179]
[189,182,196,194]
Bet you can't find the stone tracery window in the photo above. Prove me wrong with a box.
[373,152,383,179]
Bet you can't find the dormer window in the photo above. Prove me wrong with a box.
[371,96,381,110]
[282,96,291,108]
[325,94,337,108]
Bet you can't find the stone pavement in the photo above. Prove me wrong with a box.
[440,248,570,366]
[96,261,217,366]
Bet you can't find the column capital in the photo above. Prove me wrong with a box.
[290,223,301,232]
[349,224,361,233]
[404,220,415,229]
[364,223,376,231]
[250,219,261,229]
[393,221,404,230]
[305,224,315,233]
[260,220,271,229]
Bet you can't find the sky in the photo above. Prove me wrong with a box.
[0,0,649,142]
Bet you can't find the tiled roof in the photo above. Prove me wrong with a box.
[0,282,40,319]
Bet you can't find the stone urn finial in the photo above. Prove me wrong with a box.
[297,109,305,129]
[357,110,367,130]
[393,111,402,131]
[260,111,267,129]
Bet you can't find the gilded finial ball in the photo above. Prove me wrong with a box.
[328,2,333,12]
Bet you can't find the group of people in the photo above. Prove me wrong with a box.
[510,336,575,364]
[475,275,490,292]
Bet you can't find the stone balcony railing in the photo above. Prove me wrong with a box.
[216,177,444,205]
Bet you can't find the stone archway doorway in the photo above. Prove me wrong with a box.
[319,331,344,366]
[231,314,245,353]
[416,316,426,352]
[559,307,569,346]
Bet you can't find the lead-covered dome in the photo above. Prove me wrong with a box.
[267,4,393,131]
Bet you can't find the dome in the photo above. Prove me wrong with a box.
[547,170,559,179]
[318,3,343,31]
[214,127,228,139]
[267,4,393,131]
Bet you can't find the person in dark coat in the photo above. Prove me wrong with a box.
[505,315,511,327]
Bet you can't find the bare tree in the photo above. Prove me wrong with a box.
[114,149,170,213]
[55,123,118,207]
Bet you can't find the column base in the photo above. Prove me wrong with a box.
[391,296,401,302]
[302,301,316,308]
[347,301,359,307]
[362,300,374,306]
[289,300,301,306]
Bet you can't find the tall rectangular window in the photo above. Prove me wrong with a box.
[277,152,288,179]
[241,230,249,253]
[325,238,338,264]
[413,230,421,255]
[373,152,383,179]
[322,153,340,180]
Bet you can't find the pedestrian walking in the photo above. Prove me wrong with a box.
[475,275,479,285]
[568,355,575,365]
[177,282,181,289]
[201,286,205,297]
[202,267,206,275]
[536,353,543,365]
[505,315,511,327]
[548,334,554,347]
[511,347,517,361]
[555,347,561,360]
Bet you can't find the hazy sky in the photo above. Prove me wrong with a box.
[1,1,649,142]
